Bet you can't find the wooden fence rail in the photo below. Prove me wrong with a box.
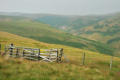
[5,44,63,62]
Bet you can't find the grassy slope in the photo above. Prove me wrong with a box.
[0,31,120,80]
[0,16,114,55]
[34,15,107,30]
[34,13,120,56]
[77,14,120,56]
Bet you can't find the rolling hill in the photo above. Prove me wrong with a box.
[13,12,119,56]
[73,13,120,56]
[0,31,120,80]
[0,15,114,55]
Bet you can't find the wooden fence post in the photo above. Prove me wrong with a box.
[56,49,59,62]
[38,49,40,60]
[23,49,25,57]
[10,43,14,56]
[10,48,13,56]
[82,53,86,65]
[49,49,51,60]
[59,48,63,62]
[16,48,19,57]
[110,56,113,70]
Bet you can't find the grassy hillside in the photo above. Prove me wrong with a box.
[27,13,120,56]
[0,31,120,80]
[0,16,114,55]
[76,13,120,56]
[34,15,107,30]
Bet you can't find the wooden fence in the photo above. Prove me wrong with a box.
[4,44,63,62]
[0,44,115,69]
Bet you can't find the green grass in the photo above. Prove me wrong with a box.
[32,13,120,55]
[0,16,114,55]
[0,31,120,80]
[67,14,120,54]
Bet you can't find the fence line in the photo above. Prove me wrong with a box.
[1,43,116,70]
[4,44,64,62]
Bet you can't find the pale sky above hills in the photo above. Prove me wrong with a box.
[0,0,120,15]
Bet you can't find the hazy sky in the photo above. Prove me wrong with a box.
[0,0,120,15]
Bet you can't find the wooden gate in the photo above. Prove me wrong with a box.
[5,44,63,62]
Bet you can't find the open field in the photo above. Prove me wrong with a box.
[0,31,120,80]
